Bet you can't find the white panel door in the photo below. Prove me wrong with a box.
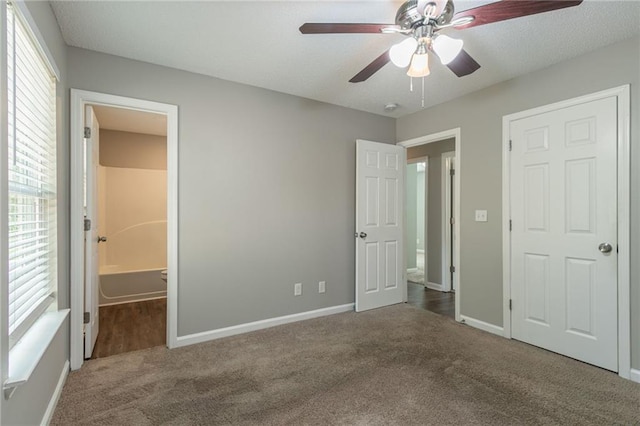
[84,105,100,358]
[510,96,618,371]
[356,140,405,312]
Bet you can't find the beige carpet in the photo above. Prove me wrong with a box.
[52,305,640,425]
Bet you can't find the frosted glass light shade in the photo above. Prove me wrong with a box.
[389,38,418,68]
[432,34,463,65]
[406,52,430,77]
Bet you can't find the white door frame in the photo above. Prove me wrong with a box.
[70,89,179,370]
[441,151,455,292]
[398,128,461,321]
[406,156,428,281]
[501,85,630,379]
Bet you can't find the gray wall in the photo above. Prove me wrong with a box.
[397,36,640,369]
[2,2,69,425]
[68,47,396,336]
[407,138,455,284]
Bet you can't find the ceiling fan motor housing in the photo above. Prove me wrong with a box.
[396,0,456,30]
[395,1,425,30]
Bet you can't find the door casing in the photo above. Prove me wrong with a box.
[398,128,461,322]
[501,85,631,379]
[70,89,179,370]
[441,151,455,292]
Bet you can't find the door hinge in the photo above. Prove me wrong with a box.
[83,312,90,324]
[84,218,91,231]
[509,140,512,151]
[509,299,512,311]
[509,220,512,231]
[450,168,455,176]
[450,217,455,225]
[450,265,455,273]
[84,127,91,138]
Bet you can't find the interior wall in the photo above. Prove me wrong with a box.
[407,138,455,285]
[397,36,640,369]
[1,2,69,425]
[100,129,166,169]
[98,130,167,272]
[68,47,396,336]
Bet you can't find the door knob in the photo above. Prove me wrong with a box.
[359,232,367,239]
[98,236,107,243]
[598,242,612,253]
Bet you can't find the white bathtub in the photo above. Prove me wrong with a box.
[99,267,167,306]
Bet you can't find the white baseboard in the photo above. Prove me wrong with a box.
[425,282,443,291]
[175,303,355,348]
[41,359,69,426]
[459,315,504,337]
[630,368,640,383]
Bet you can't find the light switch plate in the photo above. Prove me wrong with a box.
[475,210,488,222]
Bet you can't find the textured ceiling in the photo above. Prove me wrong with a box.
[51,1,640,118]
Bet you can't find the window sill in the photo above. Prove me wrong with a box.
[3,309,69,399]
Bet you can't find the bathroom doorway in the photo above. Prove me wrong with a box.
[88,104,168,359]
[70,90,178,370]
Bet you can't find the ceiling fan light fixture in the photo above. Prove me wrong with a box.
[432,34,463,65]
[406,51,430,78]
[389,37,418,68]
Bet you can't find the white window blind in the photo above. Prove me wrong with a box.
[6,2,57,347]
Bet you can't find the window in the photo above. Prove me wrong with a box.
[6,1,58,348]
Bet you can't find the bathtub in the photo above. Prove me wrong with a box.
[99,266,167,306]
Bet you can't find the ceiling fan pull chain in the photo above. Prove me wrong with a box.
[421,76,425,108]
[410,76,414,92]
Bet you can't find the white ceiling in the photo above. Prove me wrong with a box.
[51,1,640,118]
[92,104,167,136]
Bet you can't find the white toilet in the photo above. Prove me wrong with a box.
[160,270,167,282]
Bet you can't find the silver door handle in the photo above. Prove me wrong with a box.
[598,243,612,253]
[98,236,107,243]
[359,232,367,239]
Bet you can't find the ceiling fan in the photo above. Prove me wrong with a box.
[299,0,583,83]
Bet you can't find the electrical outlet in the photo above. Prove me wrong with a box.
[294,283,302,296]
[319,281,326,294]
[475,210,488,222]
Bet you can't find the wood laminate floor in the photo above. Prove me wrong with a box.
[90,298,166,359]
[407,281,455,319]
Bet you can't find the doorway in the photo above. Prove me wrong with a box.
[399,129,460,321]
[70,90,178,370]
[88,104,168,359]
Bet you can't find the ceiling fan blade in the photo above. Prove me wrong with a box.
[299,23,398,34]
[349,50,391,83]
[452,0,583,29]
[446,49,480,77]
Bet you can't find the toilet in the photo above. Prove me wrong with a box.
[160,270,167,282]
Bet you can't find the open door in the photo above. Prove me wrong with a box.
[355,140,405,312]
[84,105,100,358]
